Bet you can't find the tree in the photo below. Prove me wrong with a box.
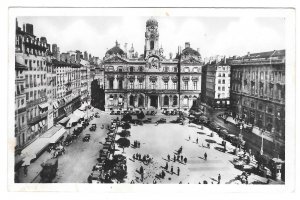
[121,113,132,122]
[122,122,131,130]
[116,138,130,153]
[119,130,130,137]
[137,111,145,120]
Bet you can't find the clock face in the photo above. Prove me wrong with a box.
[148,57,159,69]
[150,34,155,39]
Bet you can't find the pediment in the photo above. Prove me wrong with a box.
[104,56,128,63]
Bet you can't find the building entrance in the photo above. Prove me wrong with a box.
[150,95,158,108]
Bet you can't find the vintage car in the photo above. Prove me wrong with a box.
[83,134,91,142]
[89,124,97,131]
[157,118,167,123]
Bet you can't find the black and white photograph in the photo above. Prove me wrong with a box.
[4,4,297,196]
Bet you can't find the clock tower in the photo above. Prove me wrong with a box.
[144,18,159,58]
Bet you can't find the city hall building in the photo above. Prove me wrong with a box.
[102,18,203,112]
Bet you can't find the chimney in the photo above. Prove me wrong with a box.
[185,42,190,48]
[25,24,34,35]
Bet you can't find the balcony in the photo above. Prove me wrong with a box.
[27,112,47,124]
[27,97,47,108]
[17,107,26,114]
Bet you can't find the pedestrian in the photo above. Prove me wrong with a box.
[140,166,144,174]
[181,155,183,162]
[189,135,191,140]
[133,154,136,160]
[196,138,198,144]
[130,180,135,184]
[153,179,157,184]
[167,154,170,161]
[184,157,187,164]
[173,154,176,162]
[177,155,180,161]
[218,174,221,184]
[165,162,168,170]
[87,173,93,183]
[156,121,159,126]
[171,166,174,174]
[204,152,207,160]
[23,165,28,177]
[162,170,165,179]
[177,167,180,176]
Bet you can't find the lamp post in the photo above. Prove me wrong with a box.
[239,123,243,150]
[260,129,264,155]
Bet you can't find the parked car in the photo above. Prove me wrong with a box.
[83,134,91,142]
[219,128,229,138]
[209,122,221,132]
[157,118,167,123]
[89,124,97,131]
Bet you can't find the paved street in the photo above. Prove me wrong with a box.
[53,113,111,183]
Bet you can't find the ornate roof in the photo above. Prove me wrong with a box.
[182,47,200,57]
[106,41,125,56]
[146,18,158,27]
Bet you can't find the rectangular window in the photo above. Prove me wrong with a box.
[139,82,143,89]
[218,79,221,84]
[222,86,225,91]
[173,82,177,90]
[218,86,221,91]
[26,92,29,100]
[184,81,188,90]
[109,80,114,89]
[164,82,168,90]
[193,81,197,90]
[151,81,156,89]
[130,81,134,89]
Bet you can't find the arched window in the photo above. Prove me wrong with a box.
[118,66,123,72]
[138,95,144,107]
[164,96,169,106]
[129,66,134,72]
[173,96,178,105]
[193,67,198,73]
[129,95,134,106]
[150,41,154,50]
[183,96,188,105]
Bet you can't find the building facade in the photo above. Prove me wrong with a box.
[52,59,81,124]
[103,18,203,112]
[203,58,231,108]
[229,50,285,140]
[15,22,51,147]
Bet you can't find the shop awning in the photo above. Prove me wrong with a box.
[21,137,49,165]
[59,117,70,125]
[73,109,86,119]
[66,114,80,127]
[38,102,49,110]
[48,127,66,144]
[53,101,59,109]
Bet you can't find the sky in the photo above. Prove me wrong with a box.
[17,16,285,60]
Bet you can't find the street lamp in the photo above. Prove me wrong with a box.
[239,123,243,150]
[260,129,264,155]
